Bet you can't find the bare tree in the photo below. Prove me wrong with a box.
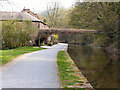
[46,2,61,27]
[45,2,70,28]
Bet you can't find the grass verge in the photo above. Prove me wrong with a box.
[0,46,46,65]
[57,51,93,89]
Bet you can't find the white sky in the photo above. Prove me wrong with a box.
[0,0,76,13]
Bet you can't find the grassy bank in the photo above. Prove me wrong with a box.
[1,46,45,65]
[57,51,93,89]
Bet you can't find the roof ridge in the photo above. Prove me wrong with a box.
[23,12,41,22]
[0,12,20,13]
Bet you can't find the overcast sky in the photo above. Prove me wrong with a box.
[0,0,76,13]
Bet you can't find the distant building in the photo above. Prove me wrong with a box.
[0,9,49,29]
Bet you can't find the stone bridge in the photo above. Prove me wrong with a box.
[35,28,101,45]
[39,28,97,34]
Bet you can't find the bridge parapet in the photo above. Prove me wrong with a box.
[39,28,97,34]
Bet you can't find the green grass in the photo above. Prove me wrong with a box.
[0,46,46,65]
[57,51,85,89]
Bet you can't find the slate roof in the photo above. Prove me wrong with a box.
[0,12,41,22]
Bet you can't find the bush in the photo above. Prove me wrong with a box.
[93,34,111,47]
[2,20,38,49]
[41,42,45,46]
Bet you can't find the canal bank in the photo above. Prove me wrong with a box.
[57,50,93,88]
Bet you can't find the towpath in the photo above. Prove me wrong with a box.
[2,43,68,88]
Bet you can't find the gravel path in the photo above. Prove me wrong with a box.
[2,43,68,88]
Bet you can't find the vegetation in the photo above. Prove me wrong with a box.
[69,2,119,50]
[2,20,38,49]
[50,34,58,45]
[57,51,92,88]
[40,2,70,28]
[58,33,93,45]
[37,33,59,46]
[40,1,119,52]
[1,46,45,65]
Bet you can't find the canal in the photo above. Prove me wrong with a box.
[68,44,119,88]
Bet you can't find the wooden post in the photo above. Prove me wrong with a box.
[38,37,40,47]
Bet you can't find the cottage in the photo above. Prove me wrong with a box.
[0,9,49,29]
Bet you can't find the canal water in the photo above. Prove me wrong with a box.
[68,44,119,88]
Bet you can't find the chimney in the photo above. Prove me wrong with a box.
[22,7,30,13]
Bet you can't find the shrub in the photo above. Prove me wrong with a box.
[42,42,45,46]
[2,20,38,49]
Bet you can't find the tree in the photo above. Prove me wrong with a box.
[69,2,119,49]
[39,2,70,28]
[46,2,60,27]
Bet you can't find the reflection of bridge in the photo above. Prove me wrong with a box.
[39,28,97,34]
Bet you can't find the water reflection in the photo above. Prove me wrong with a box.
[68,44,119,88]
